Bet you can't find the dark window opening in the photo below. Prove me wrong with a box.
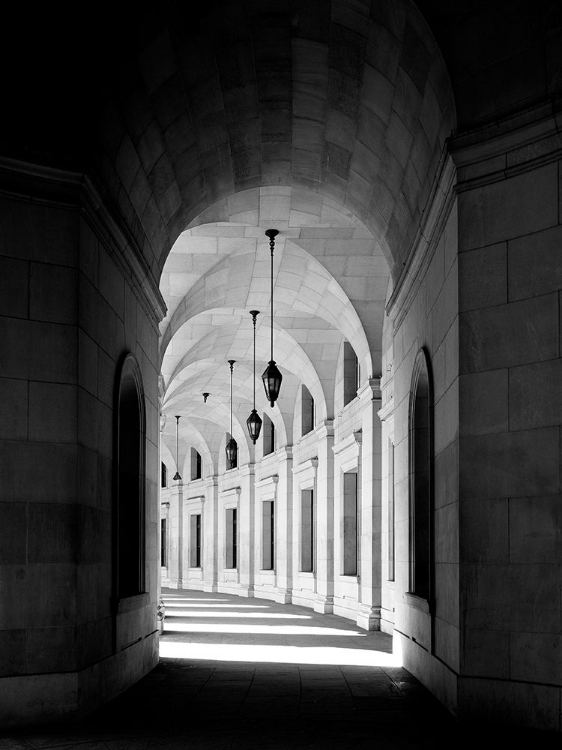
[409,348,433,600]
[301,385,314,436]
[161,518,167,567]
[343,472,358,576]
[161,462,167,488]
[388,440,395,581]
[116,354,145,599]
[191,448,202,480]
[344,341,359,405]
[262,500,275,570]
[190,514,202,568]
[300,489,315,572]
[226,507,237,568]
[263,414,275,456]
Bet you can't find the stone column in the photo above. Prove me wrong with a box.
[202,475,218,592]
[314,420,335,614]
[238,464,255,597]
[357,378,382,630]
[274,447,293,603]
[175,482,184,589]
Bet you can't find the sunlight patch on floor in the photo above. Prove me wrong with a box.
[163,610,313,619]
[163,622,366,636]
[163,598,232,603]
[159,641,402,667]
[164,603,270,608]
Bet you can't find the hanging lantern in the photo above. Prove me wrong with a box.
[226,360,238,467]
[262,361,283,408]
[173,415,182,481]
[262,229,282,407]
[225,435,238,466]
[246,310,263,444]
[247,409,262,444]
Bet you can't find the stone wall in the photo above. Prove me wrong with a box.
[454,104,562,731]
[0,165,161,726]
[385,173,459,713]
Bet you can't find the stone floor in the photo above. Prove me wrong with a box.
[2,589,561,749]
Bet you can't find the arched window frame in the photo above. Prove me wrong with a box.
[408,347,434,603]
[114,353,146,601]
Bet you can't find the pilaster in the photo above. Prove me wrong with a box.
[202,475,219,592]
[314,420,335,613]
[357,378,382,630]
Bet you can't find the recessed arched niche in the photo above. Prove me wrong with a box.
[116,353,146,600]
[408,347,433,601]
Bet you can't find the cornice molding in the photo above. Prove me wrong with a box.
[377,396,395,423]
[292,457,318,476]
[220,486,241,498]
[332,430,362,457]
[256,474,279,489]
[450,95,562,191]
[357,378,382,402]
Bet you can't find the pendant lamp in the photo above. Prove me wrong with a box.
[225,360,238,467]
[172,415,182,481]
[246,310,263,444]
[262,229,282,407]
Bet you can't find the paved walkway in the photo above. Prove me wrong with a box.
[2,589,560,749]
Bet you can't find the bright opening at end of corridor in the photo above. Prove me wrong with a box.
[159,590,403,668]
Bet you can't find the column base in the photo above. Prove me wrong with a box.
[202,581,219,593]
[314,596,334,615]
[356,605,381,631]
[274,589,292,604]
[236,584,255,598]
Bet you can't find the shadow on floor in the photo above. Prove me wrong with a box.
[2,589,561,749]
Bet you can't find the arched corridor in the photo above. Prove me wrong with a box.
[2,0,562,738]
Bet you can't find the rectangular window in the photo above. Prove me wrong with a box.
[161,462,167,488]
[343,472,358,576]
[190,513,202,568]
[262,500,275,570]
[300,489,315,572]
[161,518,167,567]
[388,441,395,581]
[225,507,237,569]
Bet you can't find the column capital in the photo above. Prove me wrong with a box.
[377,396,394,423]
[357,378,382,402]
[275,445,293,462]
[315,419,334,440]
[238,463,255,479]
[204,475,219,488]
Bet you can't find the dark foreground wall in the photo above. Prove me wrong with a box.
[0,164,162,725]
